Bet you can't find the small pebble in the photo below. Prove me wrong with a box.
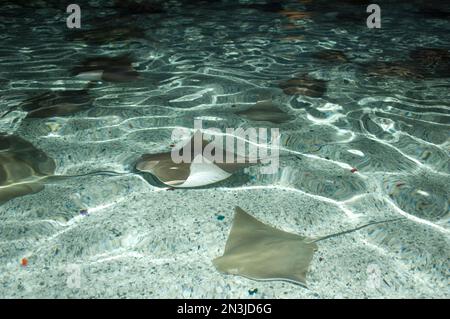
[21,258,28,267]
[80,209,89,216]
[248,288,258,295]
[46,122,61,132]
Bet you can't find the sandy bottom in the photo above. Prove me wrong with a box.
[1,173,448,298]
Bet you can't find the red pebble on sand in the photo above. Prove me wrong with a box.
[21,258,28,267]
[350,168,357,173]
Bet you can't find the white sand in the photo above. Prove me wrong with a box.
[1,173,448,298]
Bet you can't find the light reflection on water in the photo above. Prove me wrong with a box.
[0,0,448,298]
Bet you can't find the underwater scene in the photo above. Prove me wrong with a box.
[0,0,449,299]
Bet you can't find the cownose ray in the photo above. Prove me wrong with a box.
[235,100,294,124]
[1,82,95,119]
[71,55,142,82]
[0,134,56,204]
[135,131,260,188]
[279,75,327,98]
[0,133,139,204]
[213,207,404,286]
[409,48,450,78]
[409,48,450,64]
[363,48,450,79]
[312,50,349,63]
[0,134,128,204]
[365,61,425,79]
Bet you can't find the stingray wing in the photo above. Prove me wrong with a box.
[213,207,318,285]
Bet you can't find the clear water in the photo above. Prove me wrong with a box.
[0,0,449,298]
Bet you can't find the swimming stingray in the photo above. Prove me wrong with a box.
[0,134,128,204]
[213,206,403,286]
[363,48,450,80]
[278,9,312,22]
[135,131,260,188]
[234,100,294,124]
[312,50,350,63]
[71,55,142,82]
[409,48,450,78]
[279,75,327,98]
[365,61,425,79]
[410,48,450,65]
[0,134,56,204]
[1,86,94,119]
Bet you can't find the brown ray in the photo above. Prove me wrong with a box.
[235,100,294,124]
[279,75,327,97]
[213,207,318,285]
[0,134,55,204]
[135,131,259,188]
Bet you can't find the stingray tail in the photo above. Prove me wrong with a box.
[0,105,20,119]
[313,217,406,243]
[45,170,131,183]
